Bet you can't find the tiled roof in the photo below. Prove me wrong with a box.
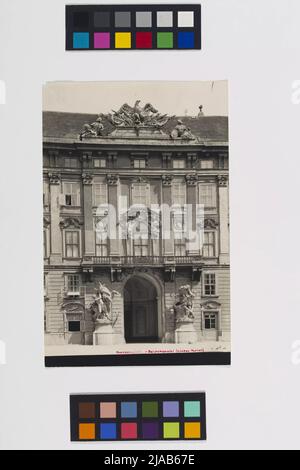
[43,111,228,142]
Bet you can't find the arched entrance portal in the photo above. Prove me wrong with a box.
[124,276,159,343]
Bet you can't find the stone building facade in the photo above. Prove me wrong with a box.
[43,104,230,348]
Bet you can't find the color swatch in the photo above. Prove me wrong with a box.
[70,393,206,441]
[66,5,201,50]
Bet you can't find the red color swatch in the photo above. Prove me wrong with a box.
[121,423,138,439]
[136,32,152,49]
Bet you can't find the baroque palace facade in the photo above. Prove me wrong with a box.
[43,102,230,347]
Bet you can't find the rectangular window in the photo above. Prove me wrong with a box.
[133,238,149,257]
[63,182,80,206]
[172,181,186,206]
[203,232,216,257]
[174,240,186,256]
[204,313,217,330]
[65,231,80,258]
[173,159,186,169]
[67,274,80,293]
[93,183,108,207]
[201,160,214,169]
[65,158,78,168]
[94,158,107,168]
[43,182,49,206]
[68,321,81,332]
[199,183,217,208]
[204,273,216,296]
[131,183,149,207]
[95,233,108,257]
[133,159,146,169]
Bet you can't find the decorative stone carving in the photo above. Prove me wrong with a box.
[201,300,221,310]
[88,283,120,346]
[107,101,172,128]
[162,174,173,187]
[173,285,195,322]
[79,116,104,140]
[59,217,83,229]
[186,173,198,186]
[170,120,195,140]
[217,175,228,187]
[204,218,219,229]
[82,173,93,185]
[107,174,119,186]
[89,282,119,324]
[173,285,198,344]
[48,173,61,185]
[131,176,148,184]
[62,301,85,315]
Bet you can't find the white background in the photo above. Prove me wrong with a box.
[0,0,300,450]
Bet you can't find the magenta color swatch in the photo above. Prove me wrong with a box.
[94,32,110,49]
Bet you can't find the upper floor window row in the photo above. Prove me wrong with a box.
[44,181,218,209]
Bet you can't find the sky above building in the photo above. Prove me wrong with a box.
[43,80,228,117]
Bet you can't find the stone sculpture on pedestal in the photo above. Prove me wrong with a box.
[89,282,119,345]
[173,285,198,344]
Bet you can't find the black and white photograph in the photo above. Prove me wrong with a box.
[43,80,230,367]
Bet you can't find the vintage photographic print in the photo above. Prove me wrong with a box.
[43,81,230,366]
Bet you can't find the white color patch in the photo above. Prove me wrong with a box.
[178,11,194,28]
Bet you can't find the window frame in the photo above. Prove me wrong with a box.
[68,320,81,332]
[202,272,218,297]
[172,159,186,169]
[62,182,81,207]
[200,160,214,169]
[202,231,216,258]
[204,312,218,330]
[93,182,108,207]
[133,159,146,169]
[198,182,217,209]
[64,157,79,169]
[64,230,81,259]
[93,158,107,168]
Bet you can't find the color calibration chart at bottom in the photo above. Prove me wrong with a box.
[70,393,206,442]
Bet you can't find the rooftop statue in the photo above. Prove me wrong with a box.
[170,120,195,140]
[198,105,204,117]
[79,116,104,140]
[107,101,172,128]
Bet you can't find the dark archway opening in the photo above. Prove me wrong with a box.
[124,276,159,343]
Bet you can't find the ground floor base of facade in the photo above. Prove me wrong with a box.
[45,341,230,357]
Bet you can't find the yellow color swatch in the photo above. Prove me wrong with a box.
[79,423,96,440]
[115,32,131,49]
[184,422,201,439]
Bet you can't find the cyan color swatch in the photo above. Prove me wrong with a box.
[184,401,201,417]
[73,32,90,49]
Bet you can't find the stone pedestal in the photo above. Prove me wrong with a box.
[93,321,115,346]
[175,320,198,344]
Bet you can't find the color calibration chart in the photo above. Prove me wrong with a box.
[70,393,206,441]
[66,4,201,50]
